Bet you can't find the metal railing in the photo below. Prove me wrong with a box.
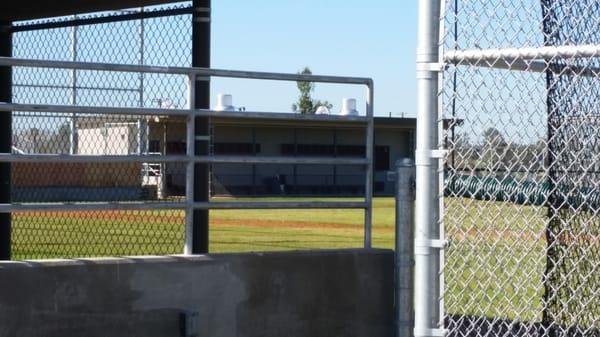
[0,56,375,255]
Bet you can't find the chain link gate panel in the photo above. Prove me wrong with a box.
[10,2,193,258]
[440,1,599,337]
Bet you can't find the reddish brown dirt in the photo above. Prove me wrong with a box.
[14,212,598,243]
[13,211,377,231]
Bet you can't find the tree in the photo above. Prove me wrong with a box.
[292,67,332,114]
[482,127,507,148]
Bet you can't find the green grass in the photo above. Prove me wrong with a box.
[11,196,550,322]
[12,197,397,259]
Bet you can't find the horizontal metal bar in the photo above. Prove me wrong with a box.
[200,110,369,122]
[11,6,195,33]
[14,83,140,93]
[0,153,369,165]
[0,57,372,85]
[0,103,190,116]
[204,155,369,165]
[0,201,368,212]
[448,58,600,77]
[0,103,370,122]
[201,201,368,209]
[0,154,190,163]
[445,44,600,63]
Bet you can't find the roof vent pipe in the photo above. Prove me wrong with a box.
[215,94,235,111]
[315,105,330,114]
[340,98,358,116]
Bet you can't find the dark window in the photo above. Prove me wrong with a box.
[214,143,260,155]
[375,146,390,171]
[281,144,295,155]
[282,144,366,156]
[166,141,186,154]
[281,144,334,156]
[148,140,161,153]
[337,145,365,156]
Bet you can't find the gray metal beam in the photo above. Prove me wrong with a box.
[192,0,211,255]
[0,20,11,260]
[0,57,372,85]
[0,201,368,212]
[0,103,370,122]
[0,154,369,165]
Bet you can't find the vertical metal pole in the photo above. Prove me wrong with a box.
[415,1,443,337]
[139,12,145,109]
[192,0,210,254]
[332,128,337,190]
[184,74,196,255]
[0,21,11,260]
[251,127,256,195]
[69,20,78,154]
[161,121,168,199]
[395,158,415,337]
[137,11,146,155]
[364,81,374,248]
[293,128,298,187]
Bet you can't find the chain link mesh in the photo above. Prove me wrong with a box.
[441,1,599,337]
[440,0,600,337]
[10,2,192,259]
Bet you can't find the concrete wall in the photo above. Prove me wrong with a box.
[0,249,394,337]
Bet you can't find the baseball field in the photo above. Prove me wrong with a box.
[11,196,549,321]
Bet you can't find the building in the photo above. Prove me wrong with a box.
[74,114,416,198]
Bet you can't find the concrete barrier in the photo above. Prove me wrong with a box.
[0,249,394,337]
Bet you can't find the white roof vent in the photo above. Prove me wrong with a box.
[315,105,330,114]
[215,94,235,111]
[340,98,358,116]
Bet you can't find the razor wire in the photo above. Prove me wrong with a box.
[10,2,193,258]
[441,1,599,337]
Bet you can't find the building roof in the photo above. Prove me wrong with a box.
[75,114,417,130]
[0,0,181,22]
[181,115,416,130]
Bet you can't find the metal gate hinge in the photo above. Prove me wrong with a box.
[429,149,448,159]
[415,239,449,249]
[416,62,446,72]
[415,149,449,166]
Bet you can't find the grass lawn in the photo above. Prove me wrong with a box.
[10,196,551,322]
[11,197,396,259]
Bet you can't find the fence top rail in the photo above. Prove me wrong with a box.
[0,201,369,212]
[0,57,373,85]
[0,153,370,165]
[0,103,371,122]
[444,44,600,63]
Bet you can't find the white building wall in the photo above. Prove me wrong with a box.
[78,123,137,155]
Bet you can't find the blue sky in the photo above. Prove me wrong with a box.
[211,1,418,117]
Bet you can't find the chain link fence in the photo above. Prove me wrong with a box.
[10,2,193,259]
[441,1,598,337]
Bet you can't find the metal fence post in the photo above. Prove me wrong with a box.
[191,0,210,254]
[395,158,415,337]
[184,73,196,255]
[364,80,374,248]
[415,1,443,337]
[0,21,11,260]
